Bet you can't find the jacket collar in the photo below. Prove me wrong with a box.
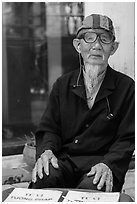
[70,68,86,100]
[70,65,115,102]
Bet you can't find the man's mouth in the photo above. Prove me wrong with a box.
[90,54,102,58]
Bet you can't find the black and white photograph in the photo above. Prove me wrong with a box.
[2,1,135,202]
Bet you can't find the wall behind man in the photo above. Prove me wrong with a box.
[85,2,135,79]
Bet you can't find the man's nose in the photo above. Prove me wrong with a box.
[92,36,102,49]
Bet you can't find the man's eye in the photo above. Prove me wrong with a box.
[85,34,96,41]
[101,35,109,41]
[87,36,94,40]
[101,33,113,42]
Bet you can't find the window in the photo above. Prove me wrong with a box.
[2,2,84,155]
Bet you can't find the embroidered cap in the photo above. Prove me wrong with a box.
[77,14,115,37]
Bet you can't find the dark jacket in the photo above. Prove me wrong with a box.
[35,65,135,186]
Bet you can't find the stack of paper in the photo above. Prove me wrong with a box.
[4,188,120,202]
[62,190,120,202]
[4,188,62,202]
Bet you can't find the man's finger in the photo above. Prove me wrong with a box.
[87,166,96,177]
[37,158,43,179]
[32,163,38,183]
[106,173,113,192]
[50,156,59,168]
[93,170,102,184]
[97,172,107,190]
[42,155,50,176]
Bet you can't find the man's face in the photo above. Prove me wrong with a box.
[78,29,116,66]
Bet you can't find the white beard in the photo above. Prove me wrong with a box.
[83,63,107,93]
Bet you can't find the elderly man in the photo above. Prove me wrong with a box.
[29,14,134,196]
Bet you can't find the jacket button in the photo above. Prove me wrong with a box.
[85,124,89,128]
[75,139,78,144]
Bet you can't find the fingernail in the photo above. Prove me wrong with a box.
[56,164,59,168]
[32,179,36,183]
[93,180,97,184]
[97,186,101,190]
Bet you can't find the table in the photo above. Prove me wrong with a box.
[2,187,133,202]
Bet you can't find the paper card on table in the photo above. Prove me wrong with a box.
[4,188,62,202]
[62,190,120,202]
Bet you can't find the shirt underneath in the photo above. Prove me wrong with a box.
[83,67,106,109]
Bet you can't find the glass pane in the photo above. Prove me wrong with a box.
[2,2,84,155]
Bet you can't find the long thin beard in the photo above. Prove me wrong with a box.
[84,64,106,87]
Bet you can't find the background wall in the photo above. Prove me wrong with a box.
[85,2,135,79]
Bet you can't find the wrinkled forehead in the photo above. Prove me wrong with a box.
[77,28,112,38]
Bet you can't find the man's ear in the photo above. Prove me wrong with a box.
[110,41,119,56]
[73,38,81,53]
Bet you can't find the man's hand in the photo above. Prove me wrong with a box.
[87,163,113,192]
[32,150,59,183]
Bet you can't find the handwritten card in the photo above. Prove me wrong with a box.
[4,188,62,202]
[62,191,120,202]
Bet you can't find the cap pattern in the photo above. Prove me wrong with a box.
[77,14,115,36]
[100,15,109,31]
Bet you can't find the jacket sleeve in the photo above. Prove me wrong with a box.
[102,80,135,182]
[35,79,62,160]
